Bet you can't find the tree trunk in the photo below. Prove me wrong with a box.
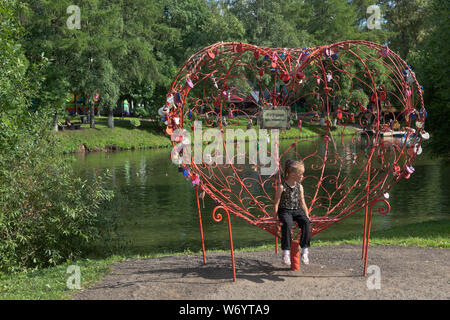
[108,110,114,129]
[89,98,95,129]
[53,112,59,132]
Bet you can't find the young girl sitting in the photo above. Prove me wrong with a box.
[273,159,311,266]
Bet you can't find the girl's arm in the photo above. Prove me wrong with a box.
[299,184,310,219]
[273,184,283,217]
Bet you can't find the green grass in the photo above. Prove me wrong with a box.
[55,119,171,153]
[280,121,358,139]
[199,120,358,139]
[0,256,122,300]
[96,115,146,122]
[55,116,359,154]
[1,218,447,300]
[313,219,450,248]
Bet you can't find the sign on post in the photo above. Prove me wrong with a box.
[259,106,290,130]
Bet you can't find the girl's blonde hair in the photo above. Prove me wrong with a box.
[284,159,305,178]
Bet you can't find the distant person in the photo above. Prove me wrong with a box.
[123,99,130,116]
[393,120,400,131]
[65,118,72,128]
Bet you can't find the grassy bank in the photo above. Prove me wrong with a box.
[1,218,447,300]
[55,119,172,153]
[312,219,450,247]
[55,117,359,154]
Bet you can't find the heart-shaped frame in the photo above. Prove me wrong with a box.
[164,41,426,275]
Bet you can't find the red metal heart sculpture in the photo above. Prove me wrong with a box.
[164,41,426,247]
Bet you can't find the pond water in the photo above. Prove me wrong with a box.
[70,138,449,256]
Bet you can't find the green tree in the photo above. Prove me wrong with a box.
[21,0,78,130]
[22,0,125,129]
[351,0,390,44]
[414,0,450,160]
[379,0,431,60]
[164,0,245,59]
[155,0,245,111]
[114,0,167,124]
[305,0,361,45]
[0,0,37,114]
[0,0,114,272]
[225,0,314,48]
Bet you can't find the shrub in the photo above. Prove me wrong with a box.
[0,0,114,272]
[134,106,150,118]
[129,118,141,128]
[0,115,114,272]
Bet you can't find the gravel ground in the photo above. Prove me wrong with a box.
[74,245,449,300]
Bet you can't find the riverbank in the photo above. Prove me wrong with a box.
[1,218,448,299]
[55,117,359,154]
[55,119,172,153]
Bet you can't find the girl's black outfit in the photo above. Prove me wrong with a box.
[277,180,311,250]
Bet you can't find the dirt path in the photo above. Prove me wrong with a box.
[74,245,449,300]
